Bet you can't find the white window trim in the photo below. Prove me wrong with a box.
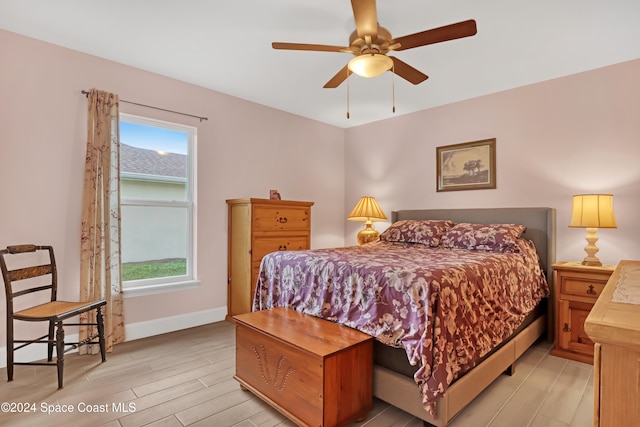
[119,113,198,297]
[123,279,201,298]
[121,171,186,185]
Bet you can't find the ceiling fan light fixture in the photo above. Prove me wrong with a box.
[348,54,393,78]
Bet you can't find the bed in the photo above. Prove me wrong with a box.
[253,207,556,426]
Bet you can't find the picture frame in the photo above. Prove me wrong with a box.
[436,138,496,192]
[269,189,281,200]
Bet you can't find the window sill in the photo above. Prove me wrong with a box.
[123,279,200,298]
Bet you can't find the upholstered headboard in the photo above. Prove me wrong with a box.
[391,207,556,281]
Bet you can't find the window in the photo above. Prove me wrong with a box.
[119,114,197,295]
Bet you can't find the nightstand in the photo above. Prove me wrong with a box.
[550,262,616,364]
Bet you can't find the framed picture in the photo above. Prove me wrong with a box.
[269,189,281,200]
[436,138,496,192]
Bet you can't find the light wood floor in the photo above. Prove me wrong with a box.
[0,321,593,427]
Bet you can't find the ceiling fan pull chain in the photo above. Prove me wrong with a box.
[392,63,396,113]
[346,68,350,119]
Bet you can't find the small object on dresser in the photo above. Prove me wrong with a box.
[269,189,281,200]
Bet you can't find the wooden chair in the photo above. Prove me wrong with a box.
[0,244,107,389]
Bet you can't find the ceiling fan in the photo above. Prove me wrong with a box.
[272,0,477,88]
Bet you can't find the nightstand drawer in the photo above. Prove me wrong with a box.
[561,277,606,299]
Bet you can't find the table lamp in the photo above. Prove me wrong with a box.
[348,196,387,245]
[569,194,617,266]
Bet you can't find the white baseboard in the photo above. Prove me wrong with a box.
[0,306,227,368]
[124,306,227,341]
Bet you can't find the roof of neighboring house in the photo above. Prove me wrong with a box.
[120,144,186,178]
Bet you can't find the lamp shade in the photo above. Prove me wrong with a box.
[348,54,393,78]
[348,196,387,222]
[569,194,617,229]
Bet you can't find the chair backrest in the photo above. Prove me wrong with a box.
[0,245,58,314]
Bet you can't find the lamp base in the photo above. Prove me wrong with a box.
[357,223,380,245]
[581,227,602,267]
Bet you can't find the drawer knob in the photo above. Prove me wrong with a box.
[279,245,287,251]
[278,217,288,223]
[563,322,571,332]
[586,284,596,295]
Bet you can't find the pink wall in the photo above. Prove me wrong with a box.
[0,29,345,355]
[2,26,639,361]
[345,59,640,264]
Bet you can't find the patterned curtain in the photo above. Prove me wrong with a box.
[79,89,125,354]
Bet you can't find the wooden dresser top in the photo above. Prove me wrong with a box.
[585,260,640,351]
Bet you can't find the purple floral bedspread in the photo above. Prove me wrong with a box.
[253,239,549,415]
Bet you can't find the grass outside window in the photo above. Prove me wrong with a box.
[122,258,186,281]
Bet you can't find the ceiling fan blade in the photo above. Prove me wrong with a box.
[272,42,351,53]
[390,57,428,85]
[391,19,477,51]
[351,0,378,38]
[323,65,350,88]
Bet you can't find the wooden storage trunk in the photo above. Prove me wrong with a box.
[233,307,373,427]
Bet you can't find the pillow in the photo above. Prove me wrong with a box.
[441,222,526,253]
[380,219,454,247]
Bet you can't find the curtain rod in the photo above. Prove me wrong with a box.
[81,90,208,122]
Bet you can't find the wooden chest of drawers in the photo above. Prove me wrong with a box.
[233,308,373,427]
[551,262,615,364]
[585,260,640,427]
[226,198,313,318]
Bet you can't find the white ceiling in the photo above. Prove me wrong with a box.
[2,0,640,128]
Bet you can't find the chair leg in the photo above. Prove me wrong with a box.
[96,306,106,363]
[55,321,65,389]
[6,318,14,382]
[47,320,55,361]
